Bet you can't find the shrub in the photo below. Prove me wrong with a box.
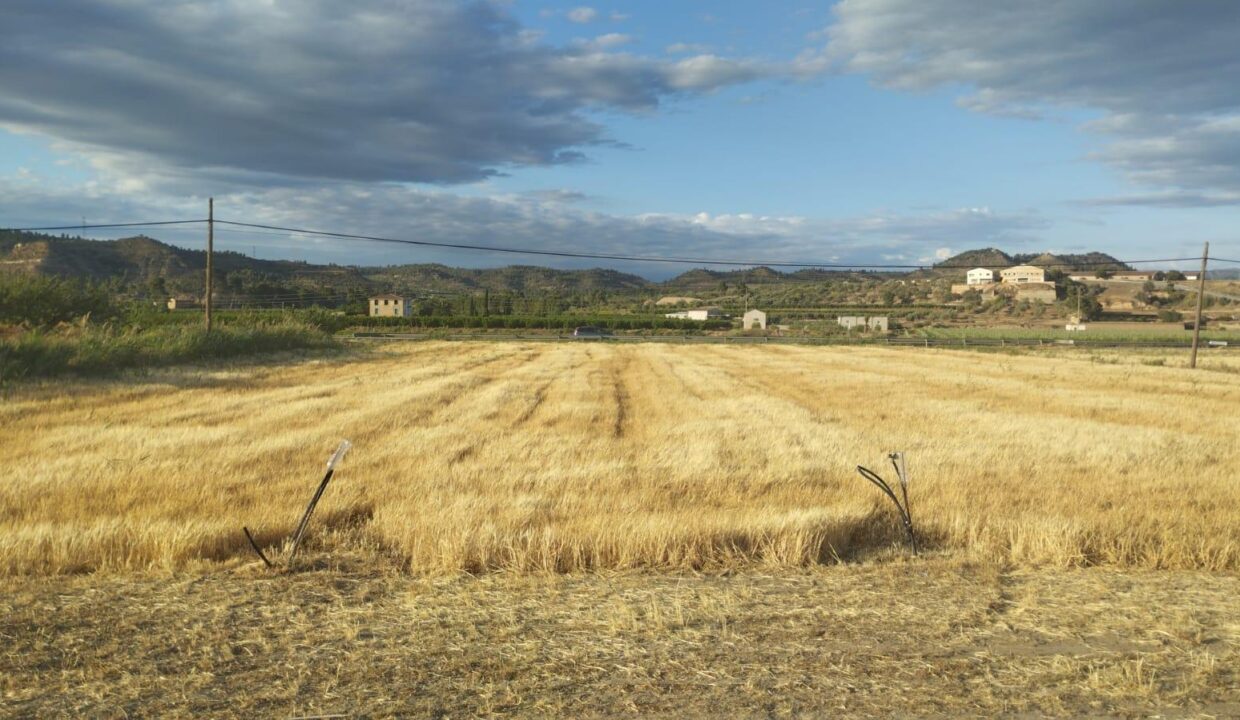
[0,275,120,326]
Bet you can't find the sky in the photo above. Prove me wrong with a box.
[2,0,1239,278]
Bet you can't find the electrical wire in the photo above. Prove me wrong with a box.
[214,218,1206,270]
[5,215,1226,271]
[5,220,206,232]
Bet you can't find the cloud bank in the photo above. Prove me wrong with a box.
[825,0,1240,203]
[0,0,781,188]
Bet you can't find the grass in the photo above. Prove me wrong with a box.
[2,342,1237,575]
[0,318,339,382]
[3,558,1237,717]
[912,323,1240,342]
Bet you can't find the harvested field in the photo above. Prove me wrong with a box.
[3,558,1238,717]
[2,342,1237,574]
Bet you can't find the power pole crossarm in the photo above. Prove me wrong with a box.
[1189,242,1209,369]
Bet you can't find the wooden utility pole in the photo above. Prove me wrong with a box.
[205,197,214,332]
[1189,242,1209,369]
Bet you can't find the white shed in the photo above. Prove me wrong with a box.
[742,309,767,330]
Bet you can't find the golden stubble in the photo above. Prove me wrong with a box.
[2,342,1237,575]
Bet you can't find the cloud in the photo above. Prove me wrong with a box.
[0,170,1047,277]
[0,1,789,188]
[666,43,710,55]
[578,33,633,50]
[567,7,598,24]
[823,0,1240,195]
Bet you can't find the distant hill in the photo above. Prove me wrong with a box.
[935,248,1014,270]
[0,231,651,298]
[368,263,651,294]
[1012,251,1129,271]
[663,265,880,291]
[935,248,1129,273]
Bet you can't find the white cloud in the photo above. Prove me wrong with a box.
[567,7,598,24]
[0,1,795,189]
[0,170,1047,277]
[666,43,709,55]
[824,0,1240,196]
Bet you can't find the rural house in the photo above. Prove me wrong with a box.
[369,294,412,317]
[966,268,994,285]
[742,309,767,330]
[837,316,889,332]
[166,296,200,310]
[664,307,725,321]
[999,265,1046,284]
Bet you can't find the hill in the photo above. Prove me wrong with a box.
[0,231,651,299]
[934,248,1130,274]
[935,248,1014,270]
[662,265,882,292]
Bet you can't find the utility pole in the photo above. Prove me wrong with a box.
[205,197,214,332]
[1189,242,1209,369]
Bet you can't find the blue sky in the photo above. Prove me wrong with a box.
[2,1,1239,277]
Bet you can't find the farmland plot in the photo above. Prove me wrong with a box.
[2,342,1237,574]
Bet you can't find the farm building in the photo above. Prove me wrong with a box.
[837,316,889,332]
[369,294,412,318]
[1112,271,1156,281]
[742,309,767,330]
[166,297,200,310]
[999,265,1046,284]
[966,268,994,285]
[665,307,725,321]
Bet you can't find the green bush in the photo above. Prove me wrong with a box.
[0,319,338,383]
[0,275,120,326]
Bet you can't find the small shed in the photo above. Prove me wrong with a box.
[742,309,767,330]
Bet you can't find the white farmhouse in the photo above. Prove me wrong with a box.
[369,294,412,317]
[664,307,725,321]
[999,265,1046,284]
[966,268,994,285]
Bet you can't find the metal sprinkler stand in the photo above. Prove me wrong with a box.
[855,451,918,554]
[243,440,352,568]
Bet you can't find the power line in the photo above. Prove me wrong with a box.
[1210,256,1239,264]
[4,219,206,232]
[4,214,1225,271]
[215,218,1204,270]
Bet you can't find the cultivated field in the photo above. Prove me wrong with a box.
[4,342,1240,716]
[3,342,1237,575]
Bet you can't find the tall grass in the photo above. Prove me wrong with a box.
[1,343,1237,575]
[0,319,338,382]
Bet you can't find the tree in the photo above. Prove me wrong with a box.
[1095,269,1114,279]
[1165,270,1186,281]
